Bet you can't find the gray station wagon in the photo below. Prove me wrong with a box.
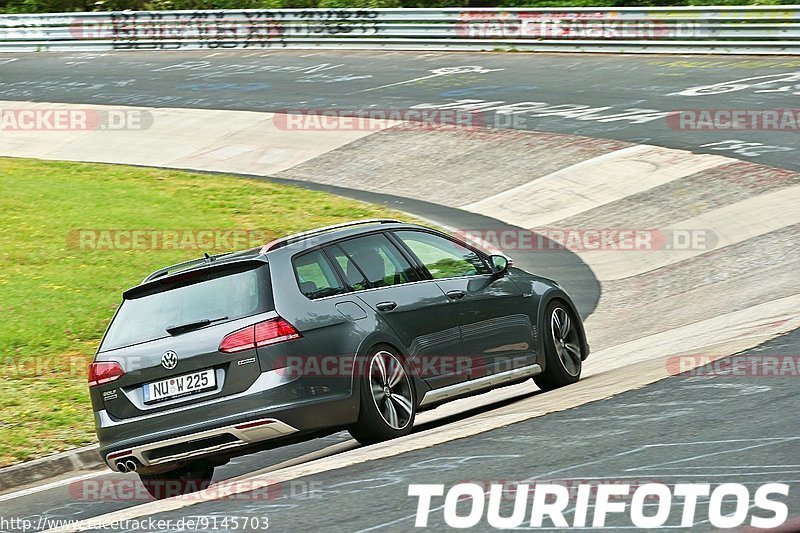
[89,219,589,498]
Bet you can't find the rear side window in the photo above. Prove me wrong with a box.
[327,245,369,291]
[338,234,419,288]
[101,264,272,351]
[293,249,346,300]
[394,231,492,279]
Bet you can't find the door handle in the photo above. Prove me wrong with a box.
[446,290,466,301]
[376,301,397,312]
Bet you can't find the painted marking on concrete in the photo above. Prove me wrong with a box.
[0,101,400,175]
[0,471,105,503]
[584,293,800,376]
[581,183,800,280]
[463,144,732,229]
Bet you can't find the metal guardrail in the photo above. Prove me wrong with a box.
[1,6,799,54]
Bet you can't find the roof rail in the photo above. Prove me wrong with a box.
[141,251,233,284]
[261,218,403,253]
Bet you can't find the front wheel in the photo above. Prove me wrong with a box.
[534,301,584,391]
[348,347,416,445]
[139,463,215,500]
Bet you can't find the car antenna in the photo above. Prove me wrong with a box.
[204,252,213,262]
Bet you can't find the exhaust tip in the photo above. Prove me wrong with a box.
[125,459,137,472]
[116,461,128,473]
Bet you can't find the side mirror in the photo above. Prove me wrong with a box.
[490,254,512,276]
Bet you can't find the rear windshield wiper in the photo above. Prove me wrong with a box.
[166,316,228,336]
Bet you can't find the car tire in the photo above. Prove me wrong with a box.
[139,464,215,500]
[534,301,583,392]
[348,346,416,445]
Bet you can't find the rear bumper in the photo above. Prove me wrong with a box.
[104,417,298,469]
[97,369,359,471]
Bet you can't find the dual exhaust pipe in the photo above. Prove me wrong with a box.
[115,458,138,473]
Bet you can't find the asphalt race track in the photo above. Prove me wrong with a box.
[128,329,800,531]
[0,50,798,532]
[0,50,798,170]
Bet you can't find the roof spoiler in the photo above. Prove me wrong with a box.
[141,250,248,284]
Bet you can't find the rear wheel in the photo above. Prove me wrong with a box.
[139,463,215,500]
[349,347,416,445]
[534,301,583,391]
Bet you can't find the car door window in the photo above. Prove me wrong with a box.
[338,234,419,288]
[394,231,492,279]
[293,249,346,300]
[327,245,369,291]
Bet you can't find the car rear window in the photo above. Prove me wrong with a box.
[100,263,272,351]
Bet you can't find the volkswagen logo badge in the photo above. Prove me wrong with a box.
[161,351,178,370]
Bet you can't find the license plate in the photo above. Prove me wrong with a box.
[143,368,216,404]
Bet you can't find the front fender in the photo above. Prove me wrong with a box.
[532,281,591,362]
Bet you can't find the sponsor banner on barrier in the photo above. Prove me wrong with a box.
[456,12,703,39]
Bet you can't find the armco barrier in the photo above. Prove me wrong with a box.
[0,6,799,54]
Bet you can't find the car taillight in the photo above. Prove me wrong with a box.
[219,317,301,353]
[218,327,256,353]
[255,317,301,346]
[88,362,124,387]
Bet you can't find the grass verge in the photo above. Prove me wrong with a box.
[0,157,405,467]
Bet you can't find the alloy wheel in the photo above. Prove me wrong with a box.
[368,351,414,430]
[550,307,582,377]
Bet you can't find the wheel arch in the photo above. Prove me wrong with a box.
[350,333,430,410]
[537,289,590,362]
